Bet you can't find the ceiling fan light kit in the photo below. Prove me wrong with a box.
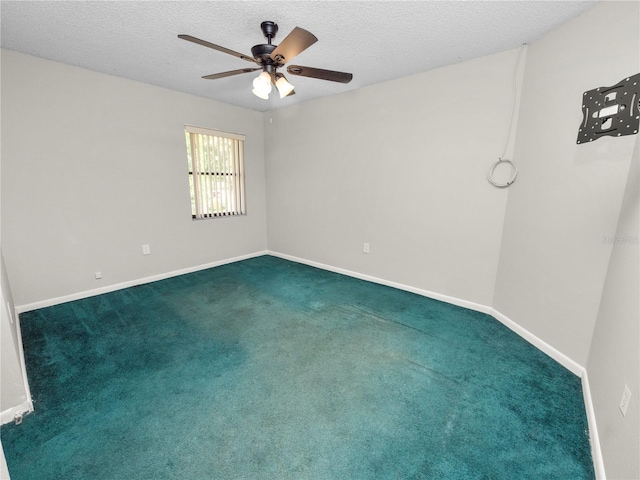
[179,21,353,101]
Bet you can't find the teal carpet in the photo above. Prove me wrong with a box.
[2,255,594,479]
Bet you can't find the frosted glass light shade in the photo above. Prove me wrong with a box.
[252,72,272,99]
[275,76,295,98]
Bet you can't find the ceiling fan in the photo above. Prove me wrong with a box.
[178,21,353,100]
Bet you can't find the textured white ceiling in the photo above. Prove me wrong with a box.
[1,1,598,112]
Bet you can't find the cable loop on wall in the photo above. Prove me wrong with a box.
[487,157,518,188]
[488,44,527,189]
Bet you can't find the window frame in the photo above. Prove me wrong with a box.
[184,125,247,220]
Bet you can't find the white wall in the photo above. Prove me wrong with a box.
[587,137,639,480]
[265,49,521,307]
[493,0,639,367]
[1,50,268,307]
[0,251,29,418]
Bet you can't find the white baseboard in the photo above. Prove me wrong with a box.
[581,371,606,479]
[489,308,585,377]
[13,311,33,421]
[15,251,268,314]
[267,251,493,315]
[0,401,33,427]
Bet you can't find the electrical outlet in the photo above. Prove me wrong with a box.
[619,384,632,417]
[95,272,102,280]
[363,243,370,254]
[142,244,151,255]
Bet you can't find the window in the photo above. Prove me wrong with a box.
[185,125,246,219]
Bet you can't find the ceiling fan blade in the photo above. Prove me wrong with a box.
[178,34,258,64]
[286,65,353,84]
[202,68,261,80]
[270,27,318,64]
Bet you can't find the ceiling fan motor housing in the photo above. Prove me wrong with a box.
[251,43,277,63]
[260,21,278,42]
[254,22,282,67]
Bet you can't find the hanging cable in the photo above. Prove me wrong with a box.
[488,44,527,188]
[488,157,518,188]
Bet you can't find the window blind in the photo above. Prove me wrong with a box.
[185,126,246,219]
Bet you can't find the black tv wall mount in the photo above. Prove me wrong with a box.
[577,73,639,144]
